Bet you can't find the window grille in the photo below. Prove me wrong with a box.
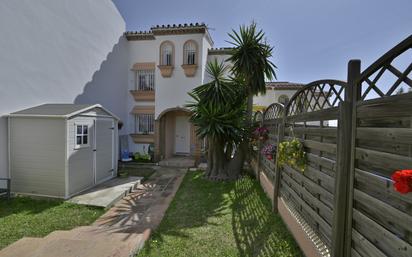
[136,70,155,91]
[135,114,154,134]
[161,43,173,66]
[183,41,196,65]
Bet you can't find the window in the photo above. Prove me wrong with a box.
[135,114,154,134]
[183,40,197,65]
[75,124,89,148]
[160,41,174,66]
[278,95,290,105]
[136,70,155,91]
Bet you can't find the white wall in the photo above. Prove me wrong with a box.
[254,89,298,108]
[0,0,127,178]
[127,33,211,152]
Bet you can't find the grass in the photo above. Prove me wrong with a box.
[0,197,104,249]
[137,171,302,257]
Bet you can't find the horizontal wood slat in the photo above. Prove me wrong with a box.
[282,170,333,224]
[283,164,334,209]
[354,168,412,212]
[281,180,332,241]
[293,127,337,138]
[352,209,412,257]
[357,92,412,118]
[356,127,412,144]
[354,188,412,242]
[351,229,387,257]
[286,107,339,122]
[355,147,412,173]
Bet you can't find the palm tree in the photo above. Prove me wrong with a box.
[187,60,247,180]
[226,22,277,172]
[227,22,277,122]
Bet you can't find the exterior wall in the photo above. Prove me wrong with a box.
[0,0,127,178]
[253,89,298,110]
[127,33,212,154]
[10,118,66,197]
[205,54,232,82]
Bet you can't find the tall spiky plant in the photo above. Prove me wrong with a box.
[187,60,247,180]
[227,22,277,120]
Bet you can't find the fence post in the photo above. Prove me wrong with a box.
[272,112,286,213]
[331,60,361,257]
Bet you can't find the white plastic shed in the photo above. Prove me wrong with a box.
[9,104,119,199]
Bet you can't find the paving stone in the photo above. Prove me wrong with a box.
[0,167,186,257]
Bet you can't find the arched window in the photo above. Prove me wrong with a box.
[160,41,174,66]
[278,95,289,105]
[183,40,197,65]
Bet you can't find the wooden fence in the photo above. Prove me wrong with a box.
[251,35,412,257]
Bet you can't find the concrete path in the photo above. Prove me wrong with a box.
[158,156,195,168]
[0,167,187,257]
[68,176,143,208]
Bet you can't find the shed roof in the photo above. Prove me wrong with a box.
[10,104,120,120]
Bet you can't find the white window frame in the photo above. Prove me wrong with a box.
[135,114,154,134]
[183,41,197,65]
[74,124,90,149]
[135,69,155,91]
[161,43,173,66]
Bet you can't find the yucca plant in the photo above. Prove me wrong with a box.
[186,60,247,180]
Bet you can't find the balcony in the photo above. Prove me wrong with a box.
[157,65,174,77]
[130,90,155,101]
[181,64,198,77]
[130,133,154,144]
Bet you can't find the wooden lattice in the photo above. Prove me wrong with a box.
[263,103,283,121]
[253,111,263,124]
[358,35,412,100]
[285,80,347,116]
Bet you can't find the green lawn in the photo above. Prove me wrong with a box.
[0,197,104,249]
[138,171,302,257]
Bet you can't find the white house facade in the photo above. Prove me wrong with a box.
[124,25,237,162]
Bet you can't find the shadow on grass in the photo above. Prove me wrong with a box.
[138,171,302,257]
[0,197,62,219]
[231,176,303,257]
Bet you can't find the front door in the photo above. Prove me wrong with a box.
[94,118,114,184]
[174,116,190,154]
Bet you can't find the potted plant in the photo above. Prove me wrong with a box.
[261,144,276,160]
[278,138,307,172]
[253,126,269,141]
[392,170,412,194]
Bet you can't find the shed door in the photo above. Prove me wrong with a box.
[94,118,114,184]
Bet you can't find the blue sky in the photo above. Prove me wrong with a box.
[113,0,411,83]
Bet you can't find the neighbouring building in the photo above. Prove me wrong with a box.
[124,24,234,162]
[253,82,305,112]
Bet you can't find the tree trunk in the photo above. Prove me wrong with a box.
[205,137,229,180]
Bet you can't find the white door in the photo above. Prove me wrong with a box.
[175,116,190,154]
[94,118,114,184]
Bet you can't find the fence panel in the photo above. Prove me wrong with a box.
[260,103,284,183]
[348,35,412,257]
[280,80,347,254]
[253,35,412,257]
